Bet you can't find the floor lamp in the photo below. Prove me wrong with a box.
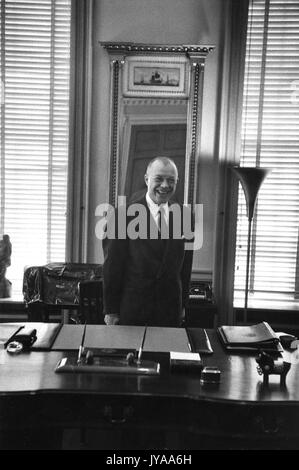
[232,166,271,323]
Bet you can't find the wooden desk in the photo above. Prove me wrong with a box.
[0,327,299,449]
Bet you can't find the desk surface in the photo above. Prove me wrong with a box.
[1,324,299,449]
[0,325,297,401]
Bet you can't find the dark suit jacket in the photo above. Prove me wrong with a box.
[102,194,193,327]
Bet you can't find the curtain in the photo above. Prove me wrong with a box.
[234,0,299,309]
[0,0,71,294]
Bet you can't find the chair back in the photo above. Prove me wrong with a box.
[78,279,104,324]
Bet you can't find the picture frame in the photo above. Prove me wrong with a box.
[123,55,190,98]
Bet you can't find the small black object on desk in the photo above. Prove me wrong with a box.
[7,328,37,354]
[200,366,221,384]
[256,350,291,387]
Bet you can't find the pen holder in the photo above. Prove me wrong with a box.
[256,351,291,387]
[55,349,160,375]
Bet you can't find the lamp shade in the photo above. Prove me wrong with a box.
[232,167,271,220]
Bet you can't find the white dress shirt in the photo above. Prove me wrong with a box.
[146,192,169,229]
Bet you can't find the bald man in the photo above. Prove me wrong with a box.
[102,157,193,327]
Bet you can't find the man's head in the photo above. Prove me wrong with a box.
[144,156,178,205]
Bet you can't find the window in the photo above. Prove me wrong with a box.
[234,0,299,309]
[0,0,71,295]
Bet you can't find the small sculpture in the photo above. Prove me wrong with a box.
[256,350,291,387]
[0,234,12,298]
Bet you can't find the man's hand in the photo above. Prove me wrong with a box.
[104,314,120,325]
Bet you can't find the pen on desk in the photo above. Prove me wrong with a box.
[137,326,147,365]
[77,323,86,364]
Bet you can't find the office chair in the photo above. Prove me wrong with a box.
[78,279,104,324]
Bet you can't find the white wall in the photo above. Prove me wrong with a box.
[88,0,227,279]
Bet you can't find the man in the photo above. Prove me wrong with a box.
[102,156,193,327]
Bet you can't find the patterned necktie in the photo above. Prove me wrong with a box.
[157,208,162,238]
[157,206,167,239]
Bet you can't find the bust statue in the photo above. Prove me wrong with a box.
[0,234,12,297]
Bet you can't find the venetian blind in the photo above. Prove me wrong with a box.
[0,0,71,295]
[234,0,299,309]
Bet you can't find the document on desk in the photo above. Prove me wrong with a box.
[84,325,145,350]
[51,325,190,353]
[143,327,190,353]
[51,324,86,350]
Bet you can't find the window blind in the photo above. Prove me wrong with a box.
[234,0,299,309]
[0,0,71,295]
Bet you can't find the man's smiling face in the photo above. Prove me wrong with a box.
[145,160,178,205]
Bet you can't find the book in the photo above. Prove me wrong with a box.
[218,321,283,353]
[170,351,202,373]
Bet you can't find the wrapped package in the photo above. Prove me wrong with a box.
[23,262,102,306]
